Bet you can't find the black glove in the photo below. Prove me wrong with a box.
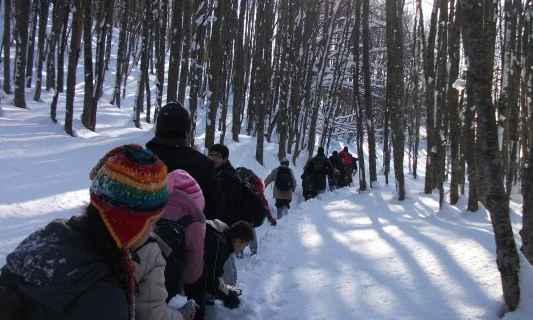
[223,290,241,309]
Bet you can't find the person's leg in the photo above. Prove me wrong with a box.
[249,228,258,255]
[221,254,237,286]
[275,199,283,219]
[184,266,207,319]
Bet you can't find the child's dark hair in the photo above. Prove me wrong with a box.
[209,144,229,159]
[84,204,130,295]
[228,220,254,242]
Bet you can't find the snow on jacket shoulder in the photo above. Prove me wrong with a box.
[264,166,297,200]
[134,239,184,320]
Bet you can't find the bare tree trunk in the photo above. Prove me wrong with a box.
[167,0,184,102]
[65,1,84,136]
[423,0,439,194]
[386,0,406,199]
[13,0,30,108]
[25,0,39,88]
[82,0,95,131]
[33,0,49,102]
[2,0,11,94]
[177,0,192,106]
[519,0,533,266]
[460,0,520,311]
[188,0,208,147]
[362,0,377,184]
[134,0,151,129]
[110,0,129,108]
[205,0,225,149]
[448,0,462,205]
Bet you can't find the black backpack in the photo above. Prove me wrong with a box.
[312,156,325,172]
[235,167,268,227]
[275,167,292,191]
[154,215,196,301]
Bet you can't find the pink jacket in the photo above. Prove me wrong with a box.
[162,189,206,285]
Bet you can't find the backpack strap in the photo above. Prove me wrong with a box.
[176,215,196,228]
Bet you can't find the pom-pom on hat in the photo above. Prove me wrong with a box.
[166,169,205,211]
[89,144,168,248]
[280,158,289,166]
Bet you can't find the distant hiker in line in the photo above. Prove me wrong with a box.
[338,146,354,186]
[0,144,171,320]
[234,170,277,258]
[203,220,253,310]
[208,144,241,287]
[152,169,207,319]
[328,151,343,191]
[146,101,224,221]
[264,158,297,218]
[350,155,359,176]
[304,147,333,195]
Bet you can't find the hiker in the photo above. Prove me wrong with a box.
[328,151,343,191]
[208,144,242,227]
[350,155,359,176]
[305,147,333,195]
[338,146,353,185]
[203,220,254,310]
[264,158,297,218]
[134,235,197,320]
[208,144,241,286]
[153,169,207,318]
[146,101,224,221]
[235,173,277,257]
[0,144,172,320]
[301,164,317,200]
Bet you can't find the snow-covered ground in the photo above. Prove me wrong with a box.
[0,89,531,319]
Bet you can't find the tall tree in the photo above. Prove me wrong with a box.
[64,1,84,136]
[3,0,12,94]
[13,0,31,108]
[134,0,151,128]
[205,0,226,149]
[460,0,520,311]
[385,0,406,200]
[166,0,184,102]
[447,0,462,205]
[82,0,95,131]
[25,0,39,88]
[33,0,49,102]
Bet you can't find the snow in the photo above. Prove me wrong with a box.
[0,90,531,320]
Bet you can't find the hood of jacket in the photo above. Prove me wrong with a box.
[5,216,111,314]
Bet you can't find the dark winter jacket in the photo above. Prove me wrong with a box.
[305,153,333,191]
[146,136,224,220]
[1,216,128,320]
[214,160,242,226]
[203,220,233,301]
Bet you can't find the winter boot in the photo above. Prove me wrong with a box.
[276,207,283,219]
[281,205,289,217]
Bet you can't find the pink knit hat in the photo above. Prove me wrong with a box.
[166,169,205,211]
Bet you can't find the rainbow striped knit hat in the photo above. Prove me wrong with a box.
[89,144,168,248]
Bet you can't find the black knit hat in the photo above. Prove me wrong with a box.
[280,158,289,166]
[155,101,191,138]
[317,147,324,154]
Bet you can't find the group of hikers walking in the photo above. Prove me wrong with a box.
[0,102,298,320]
[302,146,358,200]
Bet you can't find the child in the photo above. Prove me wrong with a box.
[203,220,253,309]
